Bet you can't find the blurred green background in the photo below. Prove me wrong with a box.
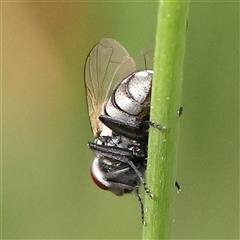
[2,2,238,239]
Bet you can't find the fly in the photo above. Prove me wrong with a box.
[84,38,155,225]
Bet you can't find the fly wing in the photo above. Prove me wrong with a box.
[134,38,155,70]
[84,38,136,137]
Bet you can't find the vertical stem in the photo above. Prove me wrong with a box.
[142,1,189,239]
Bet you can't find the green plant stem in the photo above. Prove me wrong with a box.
[142,1,189,239]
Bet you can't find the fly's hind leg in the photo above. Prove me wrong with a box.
[148,121,167,131]
[140,120,167,132]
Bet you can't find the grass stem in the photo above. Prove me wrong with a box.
[142,1,190,239]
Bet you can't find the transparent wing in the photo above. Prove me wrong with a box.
[84,38,136,137]
[134,38,155,71]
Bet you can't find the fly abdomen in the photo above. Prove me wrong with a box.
[105,70,153,123]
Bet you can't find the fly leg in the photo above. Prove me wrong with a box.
[149,121,167,131]
[133,187,146,225]
[140,120,167,132]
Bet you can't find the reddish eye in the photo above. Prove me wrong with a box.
[90,168,108,190]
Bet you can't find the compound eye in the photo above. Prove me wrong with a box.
[90,169,108,190]
[90,158,110,190]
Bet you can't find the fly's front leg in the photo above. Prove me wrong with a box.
[133,187,146,226]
